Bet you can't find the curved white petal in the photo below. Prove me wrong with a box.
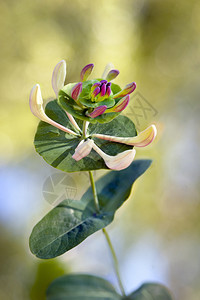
[52,60,81,132]
[72,139,94,161]
[92,125,157,147]
[92,143,136,170]
[101,63,115,79]
[29,84,78,136]
[51,60,66,97]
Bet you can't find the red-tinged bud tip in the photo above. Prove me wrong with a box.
[100,80,107,84]
[106,86,111,97]
[106,69,120,81]
[71,82,82,100]
[113,82,136,99]
[114,95,130,112]
[88,105,107,118]
[101,83,106,97]
[124,82,136,94]
[80,63,94,81]
[91,86,101,98]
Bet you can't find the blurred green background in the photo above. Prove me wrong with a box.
[0,0,200,299]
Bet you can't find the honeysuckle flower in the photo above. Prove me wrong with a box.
[72,139,136,171]
[58,62,137,124]
[72,139,94,161]
[71,124,157,170]
[92,143,136,170]
[29,84,78,136]
[92,125,157,147]
[51,61,81,132]
[51,60,66,98]
[30,61,82,134]
[30,60,157,171]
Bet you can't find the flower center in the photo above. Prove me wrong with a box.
[91,80,111,102]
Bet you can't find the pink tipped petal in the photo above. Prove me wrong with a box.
[101,83,106,97]
[51,60,80,131]
[92,125,157,147]
[91,86,101,97]
[114,95,130,112]
[100,80,107,84]
[106,69,120,81]
[113,82,136,99]
[102,63,115,79]
[72,139,94,161]
[92,143,136,170]
[71,82,82,100]
[80,63,94,81]
[29,84,78,136]
[105,149,136,170]
[88,105,107,118]
[91,82,101,92]
[105,95,130,113]
[52,60,66,97]
[106,86,111,97]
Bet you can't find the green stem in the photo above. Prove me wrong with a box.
[102,228,126,297]
[88,171,100,213]
[88,171,126,297]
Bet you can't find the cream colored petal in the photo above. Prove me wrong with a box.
[51,60,81,132]
[92,143,136,170]
[29,84,78,136]
[51,60,66,97]
[92,125,157,147]
[101,63,115,79]
[72,139,94,161]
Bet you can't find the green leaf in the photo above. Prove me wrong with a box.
[111,82,121,94]
[46,274,121,300]
[127,283,173,300]
[34,100,137,172]
[29,160,151,259]
[46,276,173,300]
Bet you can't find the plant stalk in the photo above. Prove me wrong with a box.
[88,170,126,297]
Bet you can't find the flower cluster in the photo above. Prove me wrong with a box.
[58,62,136,124]
[29,60,157,171]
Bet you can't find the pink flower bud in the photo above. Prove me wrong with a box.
[106,86,111,97]
[91,86,101,98]
[88,105,107,118]
[80,63,94,81]
[71,82,82,100]
[101,83,106,97]
[113,82,136,99]
[105,95,130,113]
[106,69,120,81]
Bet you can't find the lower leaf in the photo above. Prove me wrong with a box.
[46,274,121,300]
[127,283,173,300]
[29,160,152,259]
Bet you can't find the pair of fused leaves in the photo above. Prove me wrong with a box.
[29,159,151,259]
[47,274,173,300]
[34,100,137,172]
